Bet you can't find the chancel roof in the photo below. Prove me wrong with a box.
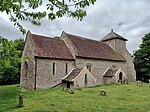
[65,33,125,61]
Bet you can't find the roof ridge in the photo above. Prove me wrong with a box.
[65,32,125,61]
[66,32,100,43]
[31,33,54,39]
[66,33,112,46]
[29,32,74,60]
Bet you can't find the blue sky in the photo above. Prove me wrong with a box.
[0,0,150,53]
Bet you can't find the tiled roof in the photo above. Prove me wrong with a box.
[65,33,125,61]
[103,68,118,77]
[63,68,82,82]
[101,30,128,42]
[103,69,114,77]
[31,33,74,60]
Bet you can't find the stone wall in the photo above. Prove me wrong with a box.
[73,67,96,88]
[36,58,75,89]
[75,58,126,85]
[103,77,113,84]
[123,49,136,81]
[20,32,36,90]
[114,39,136,81]
[61,32,77,59]
[102,39,136,82]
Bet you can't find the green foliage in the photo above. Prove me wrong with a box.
[1,83,150,112]
[133,32,150,82]
[0,0,97,34]
[0,36,24,84]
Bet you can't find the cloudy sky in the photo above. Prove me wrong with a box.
[0,0,150,54]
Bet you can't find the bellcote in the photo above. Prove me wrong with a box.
[101,30,128,55]
[101,29,128,42]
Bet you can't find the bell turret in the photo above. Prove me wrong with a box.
[101,29,128,55]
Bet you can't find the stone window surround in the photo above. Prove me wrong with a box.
[53,62,56,75]
[86,63,92,72]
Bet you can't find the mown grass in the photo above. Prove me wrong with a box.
[1,83,150,112]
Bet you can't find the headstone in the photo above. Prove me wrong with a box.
[149,79,150,86]
[76,85,82,90]
[65,88,69,92]
[70,89,74,94]
[125,79,129,84]
[100,89,106,96]
[19,95,23,107]
[136,80,143,86]
[62,87,64,91]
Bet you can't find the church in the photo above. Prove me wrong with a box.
[20,30,136,90]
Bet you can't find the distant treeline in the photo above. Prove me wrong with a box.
[133,32,150,82]
[0,36,24,85]
[0,31,150,85]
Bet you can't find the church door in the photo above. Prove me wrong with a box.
[67,82,70,88]
[119,72,123,83]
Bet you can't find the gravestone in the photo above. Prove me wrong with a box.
[19,95,23,107]
[100,89,106,96]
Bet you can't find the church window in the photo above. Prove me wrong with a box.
[66,63,68,74]
[53,63,56,75]
[86,63,92,72]
[85,74,87,83]
[25,61,28,78]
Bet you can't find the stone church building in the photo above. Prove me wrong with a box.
[20,30,136,90]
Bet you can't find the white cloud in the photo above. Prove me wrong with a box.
[0,0,150,53]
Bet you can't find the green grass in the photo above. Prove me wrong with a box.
[1,83,150,112]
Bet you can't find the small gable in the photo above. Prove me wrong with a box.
[114,68,128,82]
[103,68,128,84]
[62,67,96,88]
[103,69,114,77]
[62,68,82,82]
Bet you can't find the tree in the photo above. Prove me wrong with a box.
[133,32,150,82]
[0,36,24,84]
[0,0,96,34]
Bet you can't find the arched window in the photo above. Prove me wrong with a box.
[86,63,92,72]
[85,74,87,84]
[66,63,68,74]
[25,61,28,78]
[53,63,55,75]
[119,72,122,80]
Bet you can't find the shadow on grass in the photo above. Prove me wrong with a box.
[12,105,23,109]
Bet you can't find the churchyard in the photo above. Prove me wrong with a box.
[1,82,150,112]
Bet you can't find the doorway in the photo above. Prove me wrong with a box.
[119,72,123,83]
[67,82,70,88]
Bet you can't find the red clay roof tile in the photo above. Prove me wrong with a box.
[63,68,82,82]
[31,33,74,60]
[65,33,125,61]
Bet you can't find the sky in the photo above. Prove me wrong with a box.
[0,0,150,54]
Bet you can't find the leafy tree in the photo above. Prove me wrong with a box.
[133,32,150,82]
[0,36,24,84]
[0,0,96,34]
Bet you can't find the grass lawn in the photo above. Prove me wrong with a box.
[1,83,150,112]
